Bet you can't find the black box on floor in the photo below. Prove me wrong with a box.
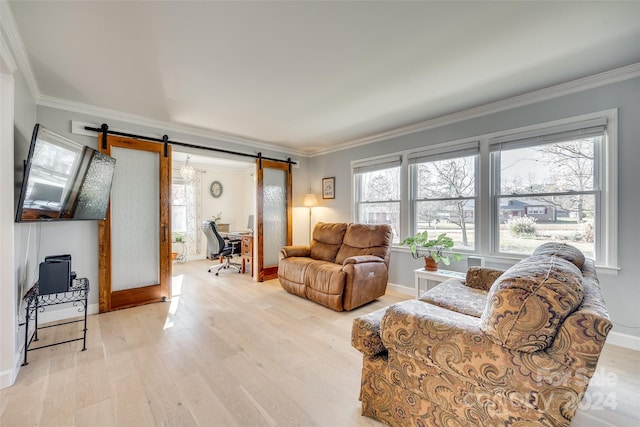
[38,259,71,295]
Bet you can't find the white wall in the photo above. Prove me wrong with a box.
[0,69,17,389]
[198,164,254,232]
[1,28,37,387]
[172,158,256,258]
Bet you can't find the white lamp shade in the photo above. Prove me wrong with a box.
[303,193,319,207]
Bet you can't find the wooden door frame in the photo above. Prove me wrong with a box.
[98,135,172,312]
[256,159,292,282]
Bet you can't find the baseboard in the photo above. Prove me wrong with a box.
[38,302,99,324]
[0,369,14,389]
[387,282,414,296]
[0,349,23,390]
[606,331,640,351]
[183,254,206,262]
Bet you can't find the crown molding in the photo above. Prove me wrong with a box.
[37,94,309,157]
[310,62,640,157]
[5,0,637,161]
[0,1,39,99]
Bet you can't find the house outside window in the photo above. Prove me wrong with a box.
[353,156,401,243]
[490,117,609,260]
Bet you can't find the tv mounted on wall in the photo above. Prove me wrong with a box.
[15,124,117,222]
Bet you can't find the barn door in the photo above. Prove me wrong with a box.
[98,135,171,312]
[256,159,292,281]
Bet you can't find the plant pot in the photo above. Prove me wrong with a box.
[424,256,438,271]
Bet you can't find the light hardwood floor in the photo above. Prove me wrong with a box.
[1,260,638,426]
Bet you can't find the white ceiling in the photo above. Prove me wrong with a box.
[7,1,640,156]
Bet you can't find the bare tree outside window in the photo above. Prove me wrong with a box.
[415,156,476,249]
[538,138,596,223]
[497,136,599,256]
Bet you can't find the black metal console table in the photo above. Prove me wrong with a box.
[22,277,89,366]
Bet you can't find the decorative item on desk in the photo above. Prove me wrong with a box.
[247,214,254,231]
[211,212,229,232]
[400,231,463,271]
[180,155,195,182]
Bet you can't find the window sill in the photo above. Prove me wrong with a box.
[391,245,619,275]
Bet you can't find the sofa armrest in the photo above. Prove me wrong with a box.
[342,257,389,311]
[342,255,385,265]
[464,266,505,291]
[352,307,388,356]
[279,245,310,259]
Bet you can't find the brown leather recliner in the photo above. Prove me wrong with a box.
[278,222,392,311]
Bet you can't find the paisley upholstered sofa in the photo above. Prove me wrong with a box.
[279,222,392,311]
[352,243,611,426]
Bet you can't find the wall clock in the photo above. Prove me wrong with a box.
[209,180,223,198]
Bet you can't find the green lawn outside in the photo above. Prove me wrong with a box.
[417,222,594,258]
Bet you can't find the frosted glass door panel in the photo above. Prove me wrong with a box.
[110,147,159,291]
[263,168,287,266]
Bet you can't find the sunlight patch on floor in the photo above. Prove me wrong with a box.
[165,274,184,328]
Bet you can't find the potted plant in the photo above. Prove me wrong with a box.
[400,231,463,271]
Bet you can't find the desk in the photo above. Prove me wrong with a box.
[222,232,254,275]
[414,268,466,298]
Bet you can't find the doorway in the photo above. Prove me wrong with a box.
[171,153,256,270]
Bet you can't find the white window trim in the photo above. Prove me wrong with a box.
[408,148,480,252]
[351,109,618,272]
[486,109,618,269]
[351,154,404,239]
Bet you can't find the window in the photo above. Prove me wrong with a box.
[490,118,607,260]
[409,142,478,251]
[172,180,187,233]
[350,110,617,268]
[353,157,401,243]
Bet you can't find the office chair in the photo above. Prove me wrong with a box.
[201,220,242,275]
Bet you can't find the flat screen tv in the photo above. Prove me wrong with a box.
[15,124,116,222]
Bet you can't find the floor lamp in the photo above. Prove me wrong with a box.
[303,193,319,241]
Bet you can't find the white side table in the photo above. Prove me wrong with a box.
[414,268,466,298]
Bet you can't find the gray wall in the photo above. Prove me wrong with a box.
[309,76,640,338]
